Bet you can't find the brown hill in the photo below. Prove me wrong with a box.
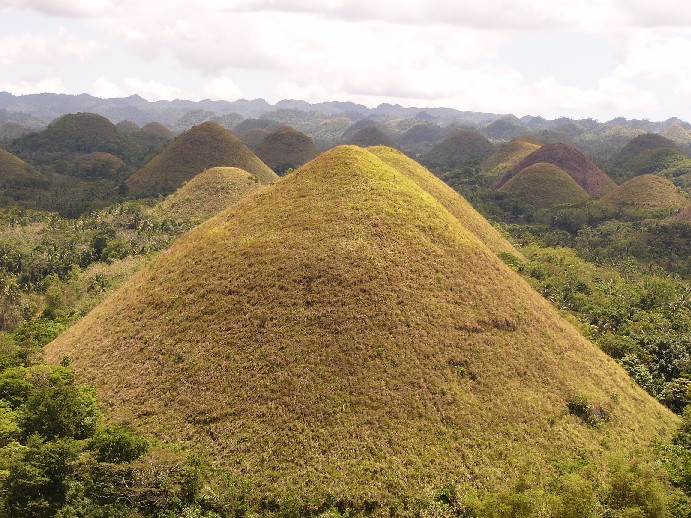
[154,166,266,225]
[607,133,689,183]
[0,148,48,199]
[601,174,689,211]
[481,135,542,176]
[71,152,130,180]
[499,162,591,209]
[125,121,277,197]
[46,145,674,513]
[420,129,495,172]
[254,125,321,175]
[495,142,616,198]
[240,128,270,150]
[115,120,141,135]
[346,126,397,148]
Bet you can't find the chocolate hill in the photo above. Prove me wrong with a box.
[46,145,674,513]
[154,166,266,226]
[254,126,321,175]
[0,149,46,198]
[499,162,591,209]
[125,121,277,197]
[601,174,689,211]
[607,133,689,183]
[240,128,270,150]
[481,135,542,176]
[346,126,397,148]
[495,142,616,198]
[420,129,495,172]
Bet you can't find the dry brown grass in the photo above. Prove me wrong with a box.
[480,135,542,177]
[499,162,591,209]
[126,121,277,197]
[46,145,676,513]
[601,174,690,211]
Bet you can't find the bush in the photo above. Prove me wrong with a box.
[87,426,148,463]
[567,394,610,426]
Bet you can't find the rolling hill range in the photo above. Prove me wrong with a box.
[607,133,689,183]
[9,112,142,167]
[125,121,277,197]
[46,145,675,513]
[420,129,495,173]
[498,162,591,209]
[154,166,267,226]
[495,142,616,198]
[600,174,689,212]
[254,125,321,175]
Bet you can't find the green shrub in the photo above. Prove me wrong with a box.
[567,394,610,426]
[87,426,148,463]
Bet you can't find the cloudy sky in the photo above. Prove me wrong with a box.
[1,0,691,121]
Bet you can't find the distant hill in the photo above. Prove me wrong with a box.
[420,129,495,172]
[499,162,591,209]
[607,133,689,183]
[10,112,142,167]
[495,142,616,198]
[46,144,675,513]
[69,152,130,181]
[0,149,47,196]
[115,120,140,135]
[395,122,448,153]
[154,166,266,225]
[481,115,530,141]
[600,174,689,212]
[125,121,277,197]
[481,135,542,177]
[346,126,397,148]
[240,128,270,150]
[0,121,30,141]
[254,126,321,175]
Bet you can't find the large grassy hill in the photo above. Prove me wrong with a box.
[240,128,270,150]
[600,174,689,212]
[10,112,142,167]
[154,166,267,226]
[481,135,542,178]
[125,121,277,197]
[254,125,321,175]
[0,148,48,200]
[495,142,616,198]
[46,145,675,514]
[499,162,591,209]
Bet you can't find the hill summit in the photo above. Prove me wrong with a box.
[125,121,277,197]
[499,162,591,209]
[495,142,616,198]
[600,174,689,211]
[254,125,321,175]
[46,146,674,513]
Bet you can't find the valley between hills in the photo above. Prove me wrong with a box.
[3,95,691,516]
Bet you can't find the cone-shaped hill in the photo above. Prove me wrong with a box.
[70,152,130,180]
[154,166,266,225]
[420,129,495,172]
[600,174,689,212]
[125,121,277,197]
[346,126,397,148]
[607,133,689,183]
[499,163,591,209]
[46,145,675,512]
[254,126,321,175]
[10,112,141,166]
[481,135,542,177]
[240,128,270,150]
[495,142,616,198]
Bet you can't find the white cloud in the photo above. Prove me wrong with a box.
[92,78,124,98]
[0,76,68,95]
[203,77,242,100]
[0,27,99,66]
[89,77,182,100]
[0,0,112,17]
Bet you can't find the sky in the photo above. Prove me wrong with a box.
[1,0,691,121]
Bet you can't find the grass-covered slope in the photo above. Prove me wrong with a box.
[420,129,495,172]
[481,135,542,177]
[254,125,321,175]
[607,133,689,183]
[499,162,591,209]
[240,128,270,150]
[125,121,277,197]
[346,126,397,148]
[0,149,47,198]
[601,174,689,211]
[154,166,266,225]
[495,142,616,198]
[368,146,520,257]
[46,146,675,512]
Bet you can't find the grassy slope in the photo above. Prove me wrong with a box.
[125,121,277,197]
[480,135,542,175]
[254,126,321,173]
[601,174,690,211]
[347,126,398,148]
[608,133,689,183]
[240,128,270,150]
[0,149,33,180]
[46,146,675,512]
[495,143,616,198]
[421,129,495,172]
[368,146,521,257]
[153,166,266,225]
[499,162,591,209]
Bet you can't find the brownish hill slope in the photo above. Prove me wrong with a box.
[154,166,266,225]
[481,135,543,176]
[607,133,689,183]
[254,125,321,175]
[601,174,689,211]
[420,129,495,172]
[499,162,591,209]
[495,142,616,198]
[46,145,674,513]
[240,128,270,150]
[346,126,397,148]
[125,121,277,197]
